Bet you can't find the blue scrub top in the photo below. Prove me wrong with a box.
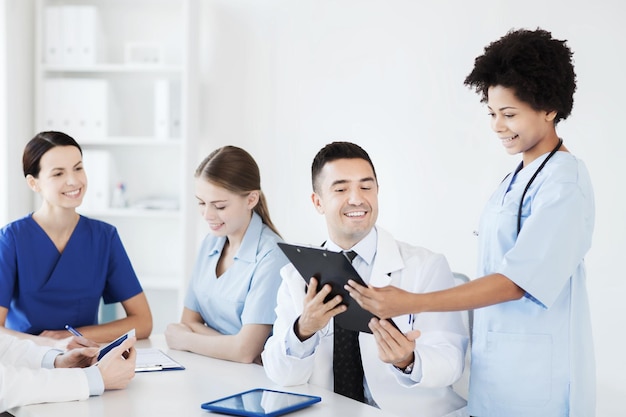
[0,214,144,334]
[184,212,288,335]
[469,151,595,417]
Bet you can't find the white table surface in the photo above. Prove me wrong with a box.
[9,335,398,417]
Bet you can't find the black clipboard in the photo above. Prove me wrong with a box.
[277,242,398,333]
[201,388,321,417]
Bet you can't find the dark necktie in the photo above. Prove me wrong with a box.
[333,250,365,403]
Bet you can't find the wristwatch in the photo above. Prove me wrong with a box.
[394,360,414,374]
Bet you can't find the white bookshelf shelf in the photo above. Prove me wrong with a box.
[79,136,183,146]
[42,64,184,74]
[34,0,199,334]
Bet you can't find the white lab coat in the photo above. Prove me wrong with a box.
[0,334,89,412]
[262,228,468,417]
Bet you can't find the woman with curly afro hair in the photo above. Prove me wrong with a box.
[346,28,595,416]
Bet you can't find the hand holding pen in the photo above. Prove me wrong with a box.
[64,324,100,349]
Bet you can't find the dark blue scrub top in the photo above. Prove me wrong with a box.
[0,214,143,334]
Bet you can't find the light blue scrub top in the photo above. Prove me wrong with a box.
[184,212,288,335]
[468,151,595,417]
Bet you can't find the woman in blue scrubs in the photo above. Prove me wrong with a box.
[0,131,152,346]
[164,146,288,364]
[346,28,595,416]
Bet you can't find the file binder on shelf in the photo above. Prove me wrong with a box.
[43,78,108,140]
[44,5,100,66]
[79,150,112,212]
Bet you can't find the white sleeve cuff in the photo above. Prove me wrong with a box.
[84,365,105,396]
[285,321,319,358]
[41,349,64,369]
[392,351,423,385]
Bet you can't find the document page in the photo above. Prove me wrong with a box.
[136,348,185,372]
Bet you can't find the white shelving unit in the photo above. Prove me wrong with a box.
[33,0,199,333]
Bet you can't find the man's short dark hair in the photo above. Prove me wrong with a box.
[311,142,377,192]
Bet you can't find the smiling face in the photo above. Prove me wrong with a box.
[27,145,87,210]
[195,178,258,241]
[311,158,378,250]
[487,85,560,165]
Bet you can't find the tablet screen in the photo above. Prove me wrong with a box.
[201,388,321,417]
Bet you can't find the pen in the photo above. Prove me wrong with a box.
[64,324,84,337]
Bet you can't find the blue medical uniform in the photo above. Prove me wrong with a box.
[184,212,288,335]
[468,151,595,417]
[0,214,144,334]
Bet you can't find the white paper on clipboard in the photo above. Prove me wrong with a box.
[135,348,185,372]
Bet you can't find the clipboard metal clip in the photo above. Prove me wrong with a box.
[136,364,163,372]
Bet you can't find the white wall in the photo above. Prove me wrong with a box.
[198,1,625,415]
[0,1,6,225]
[0,0,33,226]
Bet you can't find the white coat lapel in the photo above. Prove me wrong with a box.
[282,263,306,312]
[369,227,404,287]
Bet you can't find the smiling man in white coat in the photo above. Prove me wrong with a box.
[262,142,468,417]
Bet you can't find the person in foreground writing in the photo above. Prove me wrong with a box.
[262,142,468,417]
[0,333,136,412]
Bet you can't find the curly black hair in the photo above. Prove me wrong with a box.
[464,28,576,124]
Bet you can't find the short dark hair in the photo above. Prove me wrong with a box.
[311,141,377,192]
[23,131,82,178]
[464,28,576,124]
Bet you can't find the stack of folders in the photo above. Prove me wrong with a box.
[78,150,112,212]
[44,5,101,66]
[43,78,108,140]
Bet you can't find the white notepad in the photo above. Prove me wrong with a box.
[135,348,185,372]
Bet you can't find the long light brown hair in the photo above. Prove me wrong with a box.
[195,146,281,237]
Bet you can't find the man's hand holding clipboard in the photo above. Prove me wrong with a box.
[277,242,399,333]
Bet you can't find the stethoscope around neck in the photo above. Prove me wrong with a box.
[514,138,563,235]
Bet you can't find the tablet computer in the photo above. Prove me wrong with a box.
[201,388,321,417]
[98,328,135,361]
[277,242,398,333]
